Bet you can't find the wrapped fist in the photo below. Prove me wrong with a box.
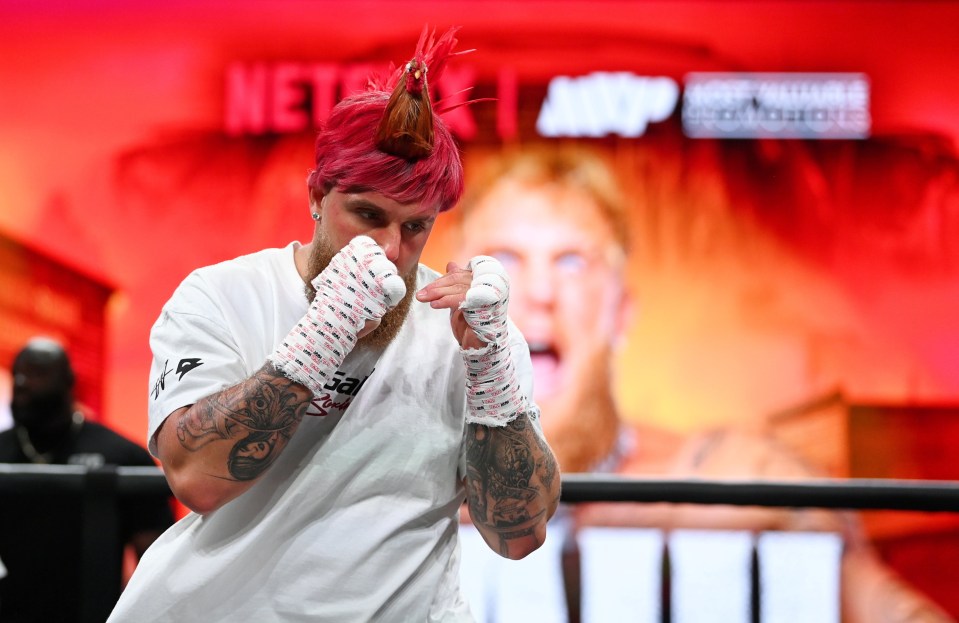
[269,236,405,395]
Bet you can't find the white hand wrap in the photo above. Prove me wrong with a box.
[460,255,529,427]
[269,236,406,395]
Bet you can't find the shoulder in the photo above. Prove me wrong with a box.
[675,427,819,479]
[198,245,293,277]
[179,245,296,297]
[156,243,302,327]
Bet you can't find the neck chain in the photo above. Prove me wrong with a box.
[15,411,85,465]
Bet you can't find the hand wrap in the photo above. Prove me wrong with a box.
[460,256,529,427]
[269,236,405,395]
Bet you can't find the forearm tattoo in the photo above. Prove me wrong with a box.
[530,419,559,493]
[176,364,313,481]
[465,414,558,555]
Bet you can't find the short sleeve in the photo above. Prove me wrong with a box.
[146,275,249,455]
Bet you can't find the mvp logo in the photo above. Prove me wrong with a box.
[536,72,679,138]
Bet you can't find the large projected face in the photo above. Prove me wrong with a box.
[460,176,629,468]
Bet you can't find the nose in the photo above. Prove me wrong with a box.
[530,276,554,307]
[372,225,402,264]
[526,258,556,308]
[508,262,555,339]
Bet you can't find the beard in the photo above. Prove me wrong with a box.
[304,234,416,350]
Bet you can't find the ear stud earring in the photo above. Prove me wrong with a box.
[311,213,320,221]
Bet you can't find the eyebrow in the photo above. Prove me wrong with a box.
[343,198,386,213]
[343,197,437,225]
[412,214,437,227]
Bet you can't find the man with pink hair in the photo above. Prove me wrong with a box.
[108,29,559,622]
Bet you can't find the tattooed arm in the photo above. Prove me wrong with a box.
[155,363,313,515]
[418,257,562,559]
[465,416,560,559]
[153,237,404,515]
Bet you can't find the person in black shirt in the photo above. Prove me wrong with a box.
[0,337,174,623]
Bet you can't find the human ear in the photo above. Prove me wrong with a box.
[309,188,324,222]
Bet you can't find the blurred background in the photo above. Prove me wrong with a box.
[1,1,957,619]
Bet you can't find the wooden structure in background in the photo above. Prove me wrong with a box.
[768,392,959,615]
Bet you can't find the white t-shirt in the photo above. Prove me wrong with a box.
[109,242,537,623]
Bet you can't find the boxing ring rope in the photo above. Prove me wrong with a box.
[560,473,959,512]
[4,465,959,511]
[2,465,959,622]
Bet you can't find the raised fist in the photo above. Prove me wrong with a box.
[459,255,510,345]
[270,236,405,395]
[459,255,527,426]
[313,235,406,336]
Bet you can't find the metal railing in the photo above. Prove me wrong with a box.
[2,465,959,622]
[561,473,959,512]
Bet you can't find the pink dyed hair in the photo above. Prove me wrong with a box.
[307,92,463,212]
[307,27,467,213]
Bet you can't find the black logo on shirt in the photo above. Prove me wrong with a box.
[176,358,203,380]
[309,369,373,417]
[151,357,205,400]
[322,370,371,396]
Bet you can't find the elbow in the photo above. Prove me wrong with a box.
[504,518,549,561]
[177,492,224,517]
[472,512,550,560]
[163,465,230,516]
[508,489,559,559]
[155,415,238,515]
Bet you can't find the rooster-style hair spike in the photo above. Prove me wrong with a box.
[375,25,467,161]
[308,25,473,214]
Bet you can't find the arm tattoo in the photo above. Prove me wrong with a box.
[176,365,312,481]
[466,414,553,555]
[532,421,559,493]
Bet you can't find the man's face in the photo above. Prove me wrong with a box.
[11,356,72,431]
[306,189,439,347]
[460,179,628,426]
